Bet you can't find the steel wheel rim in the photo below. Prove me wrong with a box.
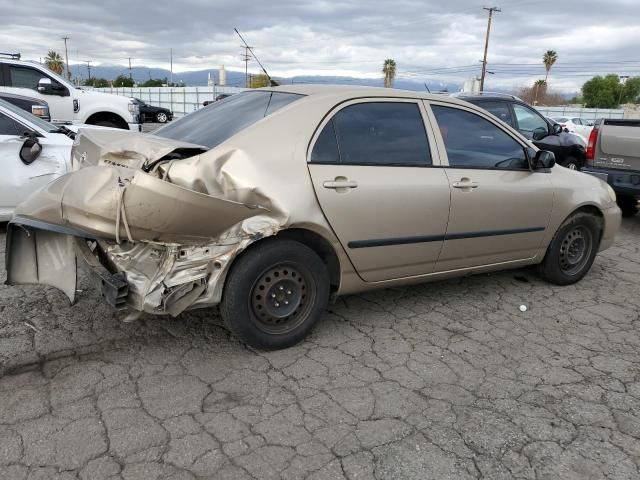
[559,226,593,275]
[157,112,167,122]
[567,162,577,170]
[249,262,315,334]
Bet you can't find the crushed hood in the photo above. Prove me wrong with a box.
[71,128,208,170]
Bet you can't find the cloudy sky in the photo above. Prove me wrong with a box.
[1,0,639,91]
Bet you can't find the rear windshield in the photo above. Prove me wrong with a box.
[154,91,303,148]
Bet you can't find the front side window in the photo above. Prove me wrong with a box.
[9,66,45,90]
[0,111,20,136]
[432,105,529,170]
[476,101,514,127]
[513,104,548,136]
[312,102,431,166]
[155,91,303,148]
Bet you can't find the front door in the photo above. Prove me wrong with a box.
[307,99,451,282]
[3,64,75,123]
[427,102,554,272]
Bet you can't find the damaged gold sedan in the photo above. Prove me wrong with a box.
[5,86,621,349]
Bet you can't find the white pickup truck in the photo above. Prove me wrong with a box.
[0,54,141,131]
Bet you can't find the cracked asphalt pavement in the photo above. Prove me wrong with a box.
[0,217,639,479]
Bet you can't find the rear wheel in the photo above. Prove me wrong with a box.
[617,195,639,218]
[537,213,601,285]
[220,239,330,349]
[561,155,581,170]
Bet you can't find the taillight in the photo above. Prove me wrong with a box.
[586,127,598,163]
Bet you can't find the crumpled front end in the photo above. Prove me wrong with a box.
[5,129,289,316]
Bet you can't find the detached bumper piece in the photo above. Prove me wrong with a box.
[75,239,129,310]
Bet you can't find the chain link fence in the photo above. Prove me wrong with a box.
[534,106,625,120]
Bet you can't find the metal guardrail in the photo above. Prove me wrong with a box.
[92,86,246,117]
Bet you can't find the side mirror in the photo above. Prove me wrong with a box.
[533,150,555,170]
[532,126,548,141]
[552,123,563,135]
[37,77,65,96]
[19,137,43,165]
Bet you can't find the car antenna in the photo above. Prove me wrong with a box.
[424,82,431,93]
[234,28,279,87]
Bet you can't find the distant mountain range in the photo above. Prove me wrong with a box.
[68,63,461,93]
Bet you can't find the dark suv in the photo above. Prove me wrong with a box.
[456,93,586,170]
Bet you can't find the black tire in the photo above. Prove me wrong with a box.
[220,239,330,349]
[537,212,601,285]
[156,112,168,123]
[561,155,581,171]
[617,195,639,218]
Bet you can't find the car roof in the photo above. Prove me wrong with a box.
[258,84,473,107]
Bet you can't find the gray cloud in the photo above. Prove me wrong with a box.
[1,0,638,91]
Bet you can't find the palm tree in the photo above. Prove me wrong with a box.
[45,51,64,75]
[543,50,557,85]
[382,59,396,88]
[533,78,547,105]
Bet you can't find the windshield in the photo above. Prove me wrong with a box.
[0,98,59,133]
[154,91,304,148]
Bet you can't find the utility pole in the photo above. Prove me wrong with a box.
[128,57,132,80]
[241,46,252,88]
[85,60,91,80]
[62,36,71,80]
[170,48,173,86]
[479,6,500,92]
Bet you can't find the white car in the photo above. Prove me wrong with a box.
[0,98,74,221]
[553,117,593,139]
[0,54,141,131]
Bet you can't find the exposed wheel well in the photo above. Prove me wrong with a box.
[233,229,341,296]
[85,112,129,129]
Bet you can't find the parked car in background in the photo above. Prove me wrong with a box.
[6,86,620,349]
[0,91,50,121]
[0,98,73,220]
[203,94,232,106]
[132,98,173,123]
[583,118,640,217]
[546,117,587,147]
[553,116,593,139]
[457,93,587,170]
[0,53,141,130]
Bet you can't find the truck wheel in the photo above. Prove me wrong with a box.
[156,112,168,123]
[561,156,581,170]
[94,120,120,128]
[617,195,639,218]
[537,212,601,285]
[220,239,330,349]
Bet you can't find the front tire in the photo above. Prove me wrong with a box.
[537,213,601,285]
[561,155,581,170]
[94,120,120,128]
[156,112,168,123]
[220,239,330,349]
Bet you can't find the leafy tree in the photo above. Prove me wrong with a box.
[543,50,557,85]
[249,74,270,88]
[84,77,109,88]
[141,78,165,87]
[113,75,134,87]
[45,50,64,75]
[382,59,396,88]
[581,74,640,108]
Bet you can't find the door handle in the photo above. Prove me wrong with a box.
[323,178,358,190]
[452,179,479,189]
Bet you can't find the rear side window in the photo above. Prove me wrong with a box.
[476,101,514,126]
[311,102,431,166]
[432,105,529,170]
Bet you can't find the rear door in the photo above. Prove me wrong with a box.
[426,101,554,272]
[307,99,451,282]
